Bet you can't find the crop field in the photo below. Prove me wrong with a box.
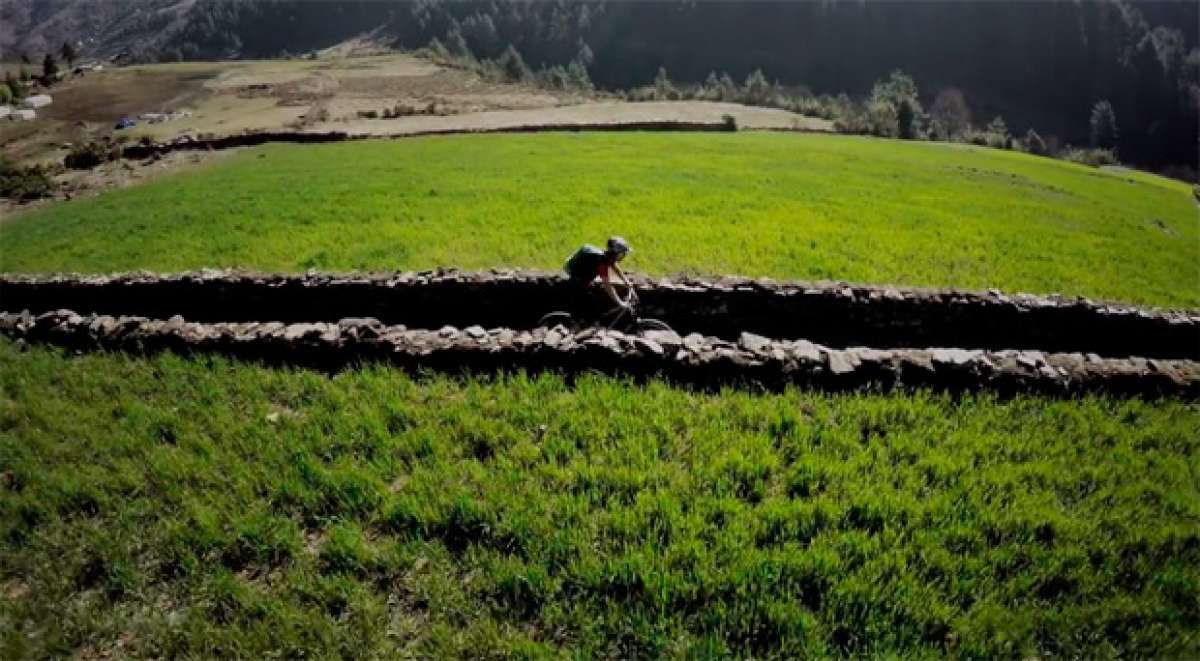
[1,132,1196,308]
[1,132,1198,658]
[1,341,1197,658]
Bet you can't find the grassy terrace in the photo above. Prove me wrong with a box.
[1,133,1198,657]
[1,132,1197,308]
[1,343,1197,658]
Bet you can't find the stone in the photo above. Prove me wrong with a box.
[789,340,823,364]
[739,331,773,354]
[633,337,664,357]
[827,351,855,375]
[464,325,487,339]
[642,329,682,352]
[932,348,975,366]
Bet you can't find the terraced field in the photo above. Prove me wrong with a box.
[2,132,1196,307]
[1,132,1197,658]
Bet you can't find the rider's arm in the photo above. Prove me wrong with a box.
[611,263,636,302]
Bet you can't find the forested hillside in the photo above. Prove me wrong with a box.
[5,0,1196,170]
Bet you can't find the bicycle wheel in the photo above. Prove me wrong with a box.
[635,318,675,333]
[537,311,576,329]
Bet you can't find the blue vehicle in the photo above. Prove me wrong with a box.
[114,117,137,130]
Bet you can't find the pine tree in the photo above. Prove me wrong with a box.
[1089,100,1118,150]
[42,53,59,81]
[60,41,78,66]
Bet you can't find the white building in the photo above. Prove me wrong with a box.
[11,108,36,121]
[20,94,52,109]
[0,105,10,119]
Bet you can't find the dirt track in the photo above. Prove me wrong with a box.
[318,101,831,137]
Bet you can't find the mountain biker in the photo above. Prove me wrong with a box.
[563,236,637,321]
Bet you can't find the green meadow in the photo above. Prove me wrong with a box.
[1,342,1197,658]
[1,132,1196,307]
[1,133,1198,657]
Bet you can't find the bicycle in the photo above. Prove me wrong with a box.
[537,288,675,334]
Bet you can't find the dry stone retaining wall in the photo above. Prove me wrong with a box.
[2,310,1196,398]
[118,121,736,160]
[3,270,1196,359]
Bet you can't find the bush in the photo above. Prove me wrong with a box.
[0,158,57,201]
[867,101,899,137]
[1023,129,1048,156]
[1059,147,1118,167]
[356,110,379,119]
[64,141,122,170]
[721,114,737,131]
[1089,100,1118,150]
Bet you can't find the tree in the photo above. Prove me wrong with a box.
[3,71,20,100]
[19,53,30,65]
[868,101,899,137]
[986,116,1010,148]
[1024,129,1048,156]
[445,28,471,59]
[0,82,10,105]
[930,88,972,139]
[718,72,738,101]
[60,41,78,66]
[42,53,59,81]
[896,98,917,139]
[743,69,772,105]
[498,45,529,82]
[870,70,923,137]
[654,66,676,100]
[1089,100,1118,150]
[18,67,31,83]
[567,58,592,91]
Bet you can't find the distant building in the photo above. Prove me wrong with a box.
[20,94,52,109]
[0,105,10,119]
[11,108,36,121]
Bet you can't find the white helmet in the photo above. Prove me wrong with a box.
[606,236,632,256]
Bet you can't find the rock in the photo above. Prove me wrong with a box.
[931,348,975,366]
[827,351,855,375]
[682,333,707,350]
[633,337,664,357]
[642,329,682,352]
[738,331,772,353]
[789,340,823,363]
[464,325,487,339]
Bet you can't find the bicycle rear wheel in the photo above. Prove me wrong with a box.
[635,318,675,333]
[537,311,576,329]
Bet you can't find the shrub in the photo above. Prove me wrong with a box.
[1023,129,1048,156]
[64,141,122,170]
[1059,147,1118,167]
[867,101,899,137]
[721,114,738,131]
[1089,100,1118,150]
[356,110,379,119]
[0,158,57,201]
[930,88,972,139]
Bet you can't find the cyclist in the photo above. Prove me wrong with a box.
[563,236,637,321]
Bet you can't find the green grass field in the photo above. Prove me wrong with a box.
[2,341,1197,658]
[2,133,1198,657]
[1,133,1196,307]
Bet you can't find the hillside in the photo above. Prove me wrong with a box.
[3,0,1196,171]
[2,133,1195,308]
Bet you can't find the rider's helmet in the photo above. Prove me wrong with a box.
[606,236,632,259]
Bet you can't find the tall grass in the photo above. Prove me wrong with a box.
[2,340,1197,657]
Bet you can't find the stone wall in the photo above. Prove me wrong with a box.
[117,121,735,160]
[2,270,1196,359]
[2,310,1196,397]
